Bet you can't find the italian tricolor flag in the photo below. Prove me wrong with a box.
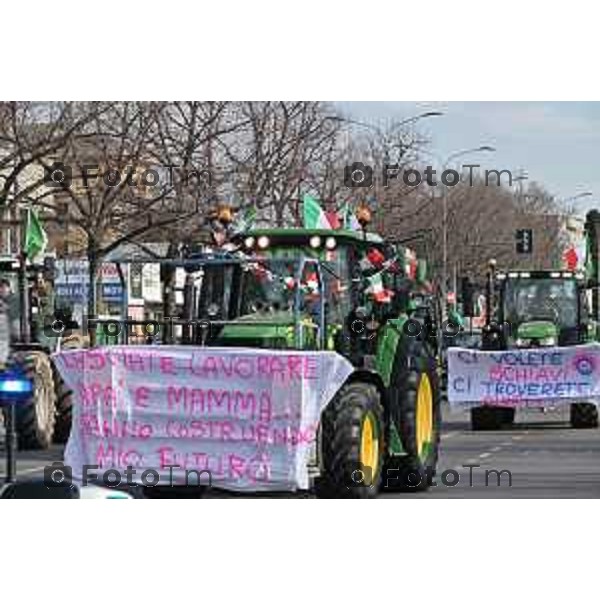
[303,194,332,229]
[366,272,394,303]
[405,248,418,278]
[359,248,386,272]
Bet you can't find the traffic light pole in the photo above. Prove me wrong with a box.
[4,403,17,483]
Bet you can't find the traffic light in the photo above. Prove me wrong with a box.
[516,229,533,254]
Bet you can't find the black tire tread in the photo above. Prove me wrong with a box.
[570,402,598,429]
[316,382,384,499]
[471,406,515,431]
[384,338,441,492]
[13,351,57,450]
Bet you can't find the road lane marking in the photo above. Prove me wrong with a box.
[479,453,491,459]
[490,446,502,452]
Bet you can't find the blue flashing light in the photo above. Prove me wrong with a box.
[0,365,33,404]
[0,379,32,394]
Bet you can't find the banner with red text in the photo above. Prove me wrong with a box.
[448,344,600,407]
[53,347,354,491]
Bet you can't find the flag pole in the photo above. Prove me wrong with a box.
[18,208,30,343]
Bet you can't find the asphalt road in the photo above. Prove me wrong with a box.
[2,404,600,498]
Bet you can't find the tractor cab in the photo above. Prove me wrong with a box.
[141,227,429,365]
[235,229,371,340]
[184,253,326,350]
[226,228,425,360]
[490,270,587,349]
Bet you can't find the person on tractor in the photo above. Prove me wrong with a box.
[448,304,464,330]
[0,279,11,367]
[0,278,18,342]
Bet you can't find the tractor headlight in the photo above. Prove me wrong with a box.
[309,236,322,249]
[244,236,255,249]
[324,236,337,250]
[540,337,557,347]
[257,236,270,249]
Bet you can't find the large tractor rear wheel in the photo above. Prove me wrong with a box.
[52,372,73,444]
[384,339,441,492]
[316,382,384,498]
[13,351,57,450]
[570,402,598,429]
[471,406,515,430]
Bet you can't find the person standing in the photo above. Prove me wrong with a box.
[0,278,13,367]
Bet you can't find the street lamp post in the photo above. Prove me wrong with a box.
[513,173,528,209]
[329,110,444,164]
[441,145,495,319]
[332,110,444,139]
[561,191,592,213]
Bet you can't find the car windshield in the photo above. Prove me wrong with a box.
[502,278,579,328]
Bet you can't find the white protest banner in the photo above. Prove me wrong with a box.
[53,346,354,491]
[448,344,600,407]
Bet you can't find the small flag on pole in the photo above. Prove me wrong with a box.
[232,205,257,234]
[303,194,331,229]
[365,272,394,303]
[24,208,48,259]
[340,203,361,231]
[359,248,386,272]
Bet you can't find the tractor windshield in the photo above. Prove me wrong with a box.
[502,278,579,329]
[196,256,325,349]
[239,259,308,315]
[258,245,351,325]
[198,257,324,322]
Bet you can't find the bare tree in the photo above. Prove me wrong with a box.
[148,101,247,246]
[224,101,341,225]
[0,102,100,208]
[34,102,188,325]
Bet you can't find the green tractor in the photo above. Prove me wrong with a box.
[463,210,600,430]
[0,256,78,449]
[109,226,443,497]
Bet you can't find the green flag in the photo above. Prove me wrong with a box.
[303,194,331,229]
[232,205,257,235]
[25,209,48,259]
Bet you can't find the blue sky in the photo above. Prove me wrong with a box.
[338,102,600,215]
